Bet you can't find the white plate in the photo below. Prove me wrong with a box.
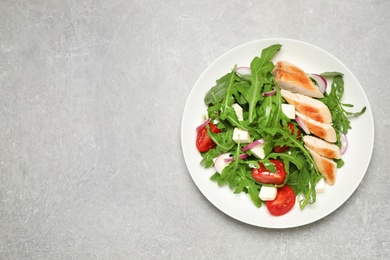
[181,38,374,229]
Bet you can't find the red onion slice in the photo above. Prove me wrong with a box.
[223,157,234,162]
[224,153,248,162]
[196,118,211,132]
[236,66,251,77]
[242,139,265,152]
[295,115,310,135]
[214,153,232,174]
[309,74,327,94]
[340,133,348,155]
[262,88,276,97]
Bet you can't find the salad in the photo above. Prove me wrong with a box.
[195,44,366,216]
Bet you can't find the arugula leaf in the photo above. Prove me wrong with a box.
[320,71,344,77]
[207,126,235,153]
[219,65,239,120]
[321,75,366,134]
[234,81,251,105]
[200,147,223,168]
[204,73,232,105]
[247,44,281,123]
[267,83,285,128]
[335,158,345,168]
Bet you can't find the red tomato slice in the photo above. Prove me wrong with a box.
[274,123,301,153]
[273,145,290,153]
[196,123,221,153]
[266,185,296,216]
[251,159,287,185]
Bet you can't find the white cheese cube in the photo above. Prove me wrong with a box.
[232,103,244,121]
[259,186,277,201]
[315,178,326,193]
[282,104,296,119]
[250,143,266,159]
[232,128,250,143]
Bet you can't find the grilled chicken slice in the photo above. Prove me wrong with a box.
[296,111,336,143]
[307,148,337,185]
[281,89,332,124]
[273,61,324,98]
[303,135,341,159]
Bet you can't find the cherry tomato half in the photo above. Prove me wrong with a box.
[274,123,301,153]
[196,123,221,153]
[266,185,296,216]
[273,144,290,153]
[251,159,287,185]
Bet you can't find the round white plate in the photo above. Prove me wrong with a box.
[181,38,374,229]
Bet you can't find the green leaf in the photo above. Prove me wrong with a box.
[255,44,282,70]
[207,127,235,153]
[235,81,252,105]
[335,158,345,168]
[210,173,221,181]
[344,106,366,117]
[219,66,239,121]
[262,159,276,173]
[239,167,261,208]
[233,176,247,194]
[321,75,366,134]
[247,182,262,208]
[200,146,224,167]
[320,71,344,77]
[247,44,282,123]
[204,73,232,105]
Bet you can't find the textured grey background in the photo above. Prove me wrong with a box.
[0,0,389,259]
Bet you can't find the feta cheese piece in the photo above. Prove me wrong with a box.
[250,143,266,159]
[232,128,250,143]
[282,104,296,119]
[315,178,326,193]
[232,103,244,121]
[259,186,277,201]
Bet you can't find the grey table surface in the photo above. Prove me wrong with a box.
[1,0,389,259]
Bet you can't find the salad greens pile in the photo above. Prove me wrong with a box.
[320,72,366,135]
[199,44,366,210]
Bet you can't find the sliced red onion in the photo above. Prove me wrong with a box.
[295,115,310,135]
[242,139,265,152]
[196,118,210,132]
[214,153,232,174]
[309,74,327,94]
[340,133,348,155]
[236,66,251,77]
[262,88,276,97]
[240,153,248,159]
[224,153,248,162]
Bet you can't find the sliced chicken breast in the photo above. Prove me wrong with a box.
[303,135,341,159]
[272,61,324,98]
[307,148,337,185]
[281,89,332,124]
[296,111,337,143]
